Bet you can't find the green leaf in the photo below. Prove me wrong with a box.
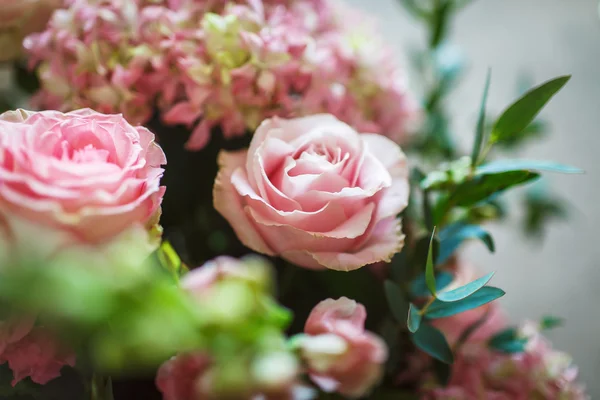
[429,0,452,48]
[410,271,453,297]
[471,69,491,165]
[540,315,563,330]
[477,160,583,175]
[438,223,495,264]
[426,287,505,318]
[385,280,409,323]
[449,170,539,208]
[522,182,568,238]
[407,303,422,333]
[491,75,571,144]
[425,228,438,296]
[411,323,454,364]
[414,235,440,271]
[399,0,430,19]
[437,272,495,302]
[157,241,189,281]
[488,328,528,354]
[432,359,452,386]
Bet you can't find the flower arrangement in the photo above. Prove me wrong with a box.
[0,0,590,399]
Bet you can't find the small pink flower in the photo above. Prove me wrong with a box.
[0,316,36,355]
[213,114,409,271]
[0,317,75,386]
[0,109,166,257]
[414,322,589,400]
[156,353,213,400]
[1,327,76,386]
[181,255,271,299]
[298,297,387,398]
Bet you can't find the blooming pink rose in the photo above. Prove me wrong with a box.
[298,297,387,398]
[431,261,507,345]
[214,114,409,271]
[0,109,166,258]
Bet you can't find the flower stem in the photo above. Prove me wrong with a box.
[90,374,114,400]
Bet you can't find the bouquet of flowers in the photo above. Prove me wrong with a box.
[0,0,589,399]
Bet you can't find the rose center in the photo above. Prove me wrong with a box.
[59,141,111,164]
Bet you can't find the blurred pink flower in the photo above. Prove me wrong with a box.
[0,317,75,386]
[0,0,63,61]
[421,330,588,400]
[407,316,588,399]
[0,109,166,258]
[213,114,409,271]
[156,353,213,400]
[157,256,307,400]
[297,297,387,398]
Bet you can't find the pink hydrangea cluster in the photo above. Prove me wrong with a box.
[25,0,418,150]
[419,324,588,400]
[0,316,75,386]
[401,262,588,400]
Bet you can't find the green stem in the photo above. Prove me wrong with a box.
[90,374,114,400]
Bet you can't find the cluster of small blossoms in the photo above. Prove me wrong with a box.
[398,261,588,400]
[417,323,588,400]
[25,0,418,150]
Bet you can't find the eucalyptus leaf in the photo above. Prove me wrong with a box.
[540,315,564,331]
[488,328,528,354]
[433,359,452,386]
[437,272,495,302]
[385,281,409,323]
[477,160,583,175]
[410,271,453,297]
[414,236,440,270]
[490,75,570,144]
[407,303,422,333]
[425,229,438,296]
[411,323,454,364]
[471,69,491,165]
[448,170,539,208]
[438,223,495,264]
[426,287,505,319]
[399,0,430,19]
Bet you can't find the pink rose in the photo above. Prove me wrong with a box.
[297,297,387,398]
[0,109,166,258]
[213,114,409,271]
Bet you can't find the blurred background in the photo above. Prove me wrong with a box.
[344,0,600,396]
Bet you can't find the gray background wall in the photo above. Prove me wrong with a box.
[345,0,600,395]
